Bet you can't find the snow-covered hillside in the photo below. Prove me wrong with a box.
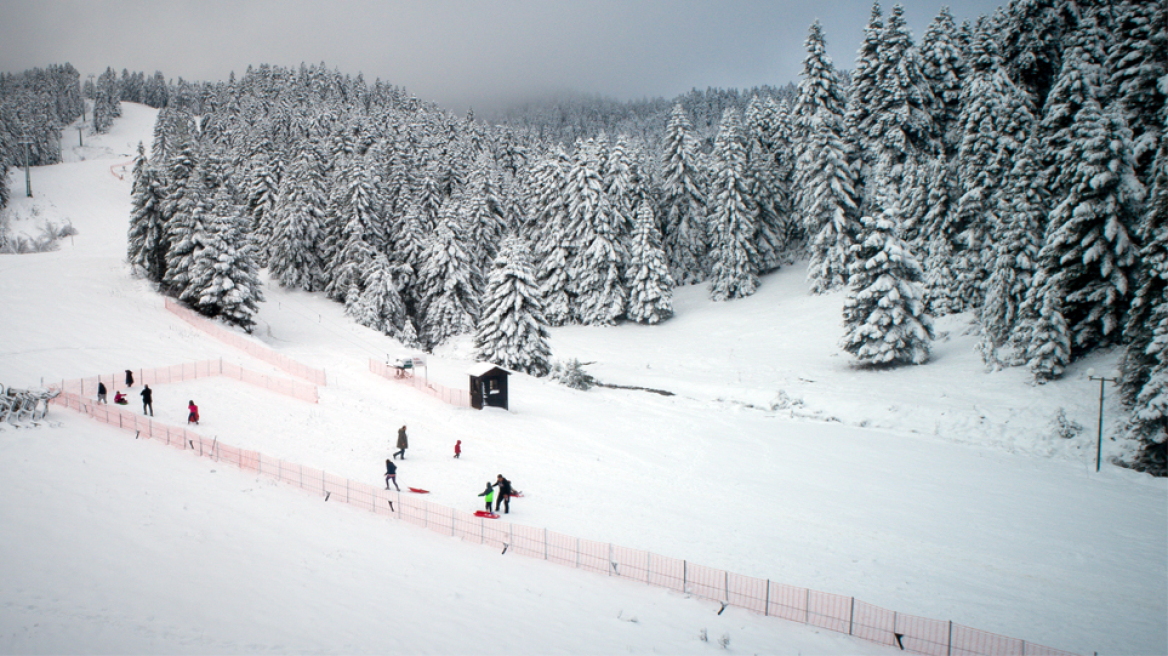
[1,104,1164,655]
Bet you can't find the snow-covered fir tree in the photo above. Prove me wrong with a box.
[126,143,169,284]
[348,252,417,346]
[566,139,627,325]
[528,147,575,326]
[473,236,552,376]
[744,95,786,273]
[326,155,384,303]
[707,108,759,301]
[625,202,674,324]
[659,104,708,284]
[182,185,264,330]
[418,208,482,349]
[919,7,967,159]
[1025,273,1072,383]
[1106,0,1167,178]
[951,24,1035,311]
[1121,128,1167,475]
[980,134,1045,365]
[840,208,934,366]
[1035,88,1142,355]
[268,146,327,291]
[162,164,212,298]
[794,20,861,294]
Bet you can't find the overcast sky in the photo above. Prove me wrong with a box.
[0,0,1001,114]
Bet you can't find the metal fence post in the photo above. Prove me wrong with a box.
[805,589,811,624]
[724,571,729,601]
[544,528,548,560]
[764,580,770,616]
[947,620,952,656]
[346,479,350,504]
[646,552,651,584]
[576,538,580,568]
[683,560,687,592]
[849,597,854,635]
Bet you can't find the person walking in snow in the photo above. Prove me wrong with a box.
[125,369,134,388]
[385,458,400,491]
[394,425,408,460]
[141,384,153,416]
[478,481,495,513]
[454,440,461,459]
[494,474,512,514]
[187,400,199,425]
[97,381,108,404]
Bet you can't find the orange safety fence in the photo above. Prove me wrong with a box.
[50,390,1081,656]
[62,359,318,404]
[369,359,471,408]
[165,299,327,387]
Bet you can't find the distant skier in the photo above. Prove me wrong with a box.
[478,481,495,513]
[495,474,512,514]
[97,381,107,404]
[394,425,408,460]
[140,384,153,416]
[187,400,199,425]
[125,369,134,388]
[454,440,461,459]
[384,458,400,491]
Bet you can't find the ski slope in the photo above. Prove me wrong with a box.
[0,103,1164,655]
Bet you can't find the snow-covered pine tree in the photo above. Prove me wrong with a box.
[1037,90,1142,354]
[418,207,482,349]
[659,103,708,284]
[767,97,800,250]
[744,95,785,273]
[605,134,640,241]
[707,108,759,301]
[794,20,862,294]
[1106,0,1167,179]
[980,134,1046,365]
[268,146,327,291]
[1120,126,1167,474]
[527,146,575,326]
[919,6,967,160]
[840,209,934,366]
[566,139,627,325]
[951,23,1036,311]
[183,185,264,331]
[245,146,282,266]
[127,142,169,284]
[162,164,212,298]
[460,152,508,272]
[626,202,674,324]
[326,155,384,303]
[473,236,552,376]
[1025,271,1072,382]
[349,252,417,347]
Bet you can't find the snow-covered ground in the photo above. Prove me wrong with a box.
[1,103,1164,655]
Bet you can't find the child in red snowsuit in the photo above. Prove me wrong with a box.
[454,440,461,458]
[187,400,199,425]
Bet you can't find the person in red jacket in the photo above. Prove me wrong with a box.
[454,440,461,458]
[187,400,199,425]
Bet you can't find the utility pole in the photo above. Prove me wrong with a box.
[77,126,83,147]
[1086,368,1120,473]
[17,133,34,197]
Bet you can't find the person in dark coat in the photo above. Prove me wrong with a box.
[125,370,134,388]
[394,425,408,459]
[494,474,512,514]
[384,458,400,491]
[141,384,153,416]
[97,382,108,404]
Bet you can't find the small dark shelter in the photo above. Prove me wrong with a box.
[468,363,510,410]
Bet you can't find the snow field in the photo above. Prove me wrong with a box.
[0,102,1164,655]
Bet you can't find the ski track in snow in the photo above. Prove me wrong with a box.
[0,103,1164,655]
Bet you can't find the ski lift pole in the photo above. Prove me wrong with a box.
[18,133,34,197]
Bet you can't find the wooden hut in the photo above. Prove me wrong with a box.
[468,363,510,410]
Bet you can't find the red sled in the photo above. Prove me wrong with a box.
[408,487,429,494]
[509,492,523,498]
[474,510,500,519]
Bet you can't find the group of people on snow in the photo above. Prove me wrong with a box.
[94,371,197,424]
[384,426,516,515]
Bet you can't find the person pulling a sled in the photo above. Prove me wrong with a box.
[495,474,513,514]
[478,481,495,513]
[187,400,199,425]
[385,458,400,491]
